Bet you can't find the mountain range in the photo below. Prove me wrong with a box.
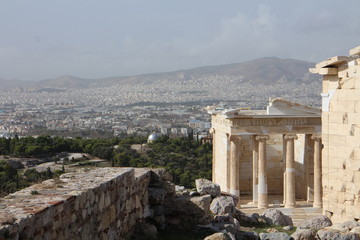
[0,57,319,91]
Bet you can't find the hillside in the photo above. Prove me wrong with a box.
[0,57,318,90]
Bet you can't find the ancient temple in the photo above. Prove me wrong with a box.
[209,99,322,209]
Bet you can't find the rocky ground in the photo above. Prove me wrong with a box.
[132,171,360,240]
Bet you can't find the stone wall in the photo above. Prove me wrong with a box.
[311,46,360,222]
[0,167,151,240]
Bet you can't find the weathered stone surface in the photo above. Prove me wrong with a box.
[235,231,259,240]
[317,229,360,240]
[162,181,176,196]
[210,196,236,216]
[331,223,351,232]
[204,232,232,240]
[211,214,240,234]
[0,168,152,240]
[190,195,212,212]
[291,228,316,240]
[163,195,213,227]
[297,215,332,230]
[136,222,158,239]
[234,209,258,225]
[195,178,221,197]
[151,168,173,182]
[260,209,293,226]
[148,188,166,205]
[350,226,360,234]
[259,232,292,240]
[343,220,360,231]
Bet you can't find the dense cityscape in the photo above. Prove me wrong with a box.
[0,72,321,138]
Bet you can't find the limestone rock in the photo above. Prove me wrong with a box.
[163,195,212,227]
[297,215,332,230]
[204,232,232,240]
[212,214,240,234]
[259,232,292,240]
[148,188,166,205]
[195,178,221,197]
[210,196,236,216]
[331,222,350,232]
[175,185,185,192]
[260,209,293,226]
[317,229,360,240]
[235,231,259,240]
[151,168,173,182]
[136,222,158,239]
[291,228,316,240]
[162,181,176,196]
[190,195,212,212]
[351,226,360,234]
[234,209,258,225]
[343,220,360,231]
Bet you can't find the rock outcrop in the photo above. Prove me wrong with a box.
[297,215,332,230]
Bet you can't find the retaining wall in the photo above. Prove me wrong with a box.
[0,167,151,240]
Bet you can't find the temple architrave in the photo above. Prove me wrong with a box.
[310,45,360,222]
[209,99,322,209]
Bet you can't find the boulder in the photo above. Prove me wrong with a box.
[235,231,259,240]
[190,195,212,213]
[151,168,173,182]
[316,229,341,240]
[136,222,158,239]
[148,188,166,205]
[175,185,185,192]
[351,226,360,234]
[204,232,232,240]
[212,214,240,234]
[291,228,316,240]
[162,181,176,196]
[163,195,213,227]
[331,223,350,232]
[210,196,236,216]
[234,210,258,225]
[297,215,332,230]
[259,232,292,240]
[343,220,360,231]
[260,209,293,226]
[195,178,221,197]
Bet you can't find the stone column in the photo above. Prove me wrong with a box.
[229,135,241,198]
[312,134,322,208]
[210,128,216,182]
[256,135,270,209]
[284,134,298,208]
[252,136,259,204]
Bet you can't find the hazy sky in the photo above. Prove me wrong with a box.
[1,0,360,81]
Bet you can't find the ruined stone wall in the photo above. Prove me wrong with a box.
[312,48,360,222]
[0,168,151,240]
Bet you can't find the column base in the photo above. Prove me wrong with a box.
[257,204,269,209]
[313,203,322,208]
[284,204,297,208]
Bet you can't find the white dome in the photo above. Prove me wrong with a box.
[148,133,159,141]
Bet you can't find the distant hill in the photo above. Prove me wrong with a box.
[0,57,318,91]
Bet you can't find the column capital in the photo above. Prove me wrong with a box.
[228,135,241,142]
[255,135,270,141]
[311,133,322,141]
[284,133,298,140]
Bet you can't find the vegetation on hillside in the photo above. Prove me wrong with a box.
[0,134,212,196]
